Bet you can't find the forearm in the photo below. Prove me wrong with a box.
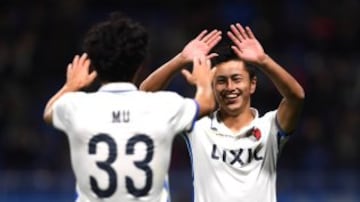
[140,53,188,91]
[43,85,75,125]
[44,53,96,125]
[258,54,305,102]
[258,54,305,132]
[195,86,215,118]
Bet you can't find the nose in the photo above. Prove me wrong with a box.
[226,79,235,90]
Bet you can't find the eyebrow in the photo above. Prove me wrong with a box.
[216,73,244,78]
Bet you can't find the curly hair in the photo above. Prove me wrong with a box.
[82,12,149,82]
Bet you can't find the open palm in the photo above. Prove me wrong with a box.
[227,23,266,66]
[65,53,97,91]
[181,29,221,63]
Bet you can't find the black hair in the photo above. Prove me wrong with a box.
[82,11,148,82]
[211,41,256,80]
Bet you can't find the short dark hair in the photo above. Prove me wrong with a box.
[211,42,256,80]
[82,11,148,82]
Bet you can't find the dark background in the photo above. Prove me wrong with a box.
[0,0,359,201]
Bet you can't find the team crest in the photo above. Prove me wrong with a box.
[252,127,261,140]
[245,127,261,141]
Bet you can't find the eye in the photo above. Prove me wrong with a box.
[215,77,226,84]
[232,76,243,83]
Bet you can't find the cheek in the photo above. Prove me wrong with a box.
[241,80,255,90]
[237,82,249,90]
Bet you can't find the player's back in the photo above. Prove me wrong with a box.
[52,83,198,202]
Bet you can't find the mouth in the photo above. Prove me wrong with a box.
[222,92,240,103]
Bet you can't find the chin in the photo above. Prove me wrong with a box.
[223,104,242,115]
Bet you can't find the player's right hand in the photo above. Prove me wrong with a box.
[180,29,221,63]
[64,53,97,91]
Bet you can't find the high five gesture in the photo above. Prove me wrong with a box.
[227,23,266,66]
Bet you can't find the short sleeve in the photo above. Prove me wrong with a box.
[156,92,199,134]
[174,98,199,132]
[264,110,290,152]
[52,92,81,132]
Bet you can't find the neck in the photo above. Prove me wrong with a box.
[218,107,254,133]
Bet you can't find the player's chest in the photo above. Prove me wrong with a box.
[209,141,264,167]
[194,127,268,168]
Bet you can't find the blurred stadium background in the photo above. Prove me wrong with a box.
[0,0,359,201]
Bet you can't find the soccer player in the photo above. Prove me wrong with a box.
[140,23,305,202]
[43,12,217,202]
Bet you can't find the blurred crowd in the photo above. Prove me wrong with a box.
[0,0,359,200]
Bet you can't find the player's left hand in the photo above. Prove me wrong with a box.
[227,23,267,66]
[181,55,215,87]
[64,53,97,91]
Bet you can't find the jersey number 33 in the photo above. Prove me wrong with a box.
[88,133,154,198]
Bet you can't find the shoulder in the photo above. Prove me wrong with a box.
[60,91,87,101]
[148,91,184,100]
[259,109,277,122]
[254,109,278,134]
[144,90,195,105]
[55,91,87,108]
[190,112,213,132]
[197,113,213,124]
[140,90,197,115]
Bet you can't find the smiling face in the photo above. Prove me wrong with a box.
[213,60,256,116]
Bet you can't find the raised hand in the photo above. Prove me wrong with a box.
[43,53,97,124]
[181,29,222,63]
[181,55,215,87]
[227,23,267,66]
[139,30,220,92]
[65,53,97,91]
[182,55,216,117]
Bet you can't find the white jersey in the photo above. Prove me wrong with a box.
[52,82,198,202]
[184,108,288,202]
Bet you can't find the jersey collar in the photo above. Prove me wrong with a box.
[210,107,259,136]
[98,82,138,93]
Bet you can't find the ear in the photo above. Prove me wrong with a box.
[250,76,257,94]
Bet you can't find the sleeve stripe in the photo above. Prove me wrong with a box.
[187,100,199,133]
[275,114,291,152]
[275,114,291,138]
[182,133,195,202]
